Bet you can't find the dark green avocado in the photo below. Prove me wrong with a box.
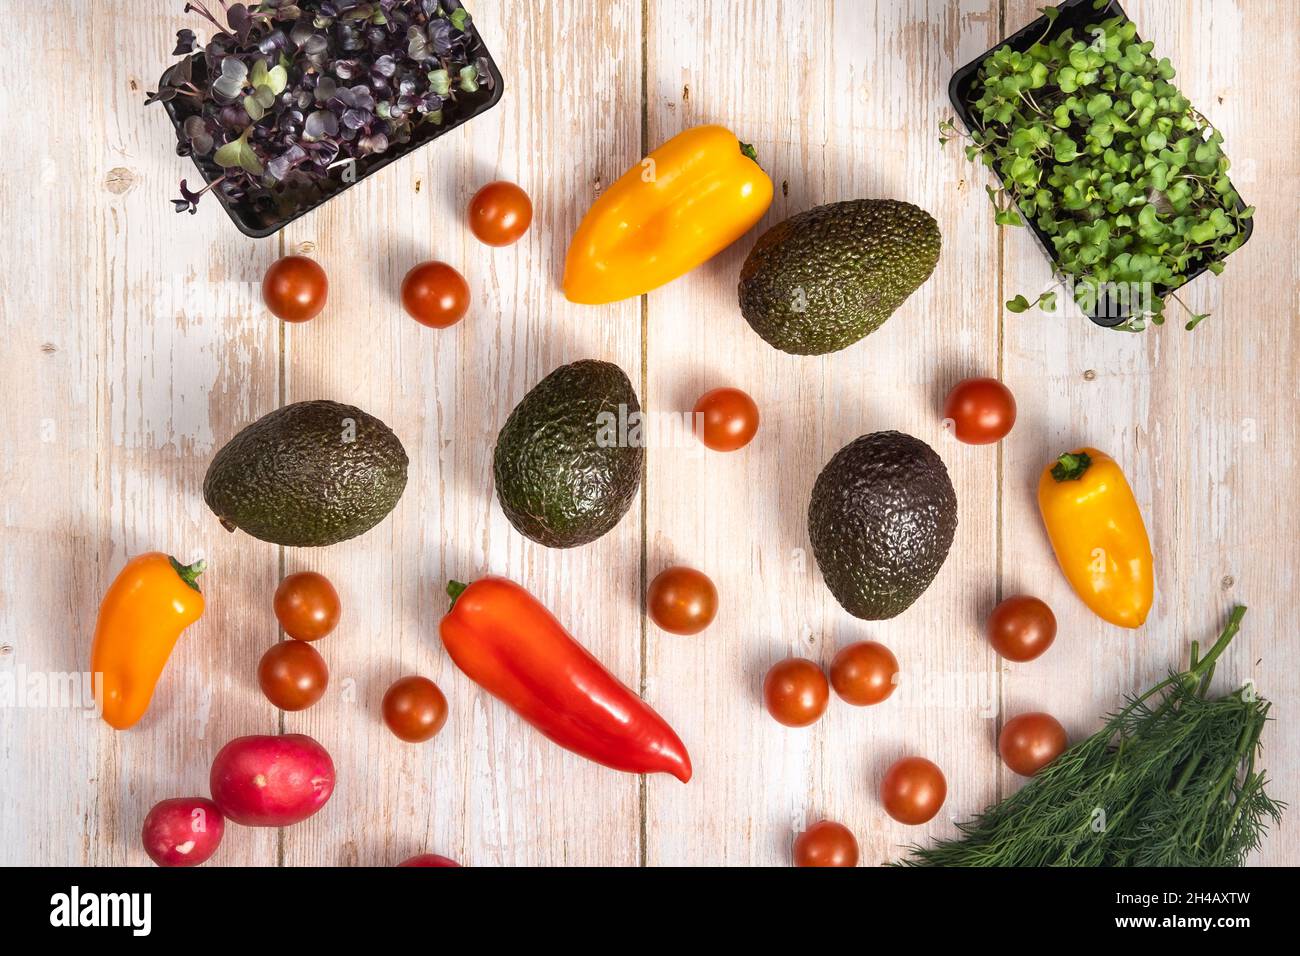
[494,360,643,548]
[204,400,408,547]
[738,199,941,355]
[808,431,957,620]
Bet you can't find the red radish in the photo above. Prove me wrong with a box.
[209,733,335,827]
[141,797,225,867]
[398,854,462,867]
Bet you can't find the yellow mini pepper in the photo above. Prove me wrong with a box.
[563,124,774,304]
[1037,448,1154,629]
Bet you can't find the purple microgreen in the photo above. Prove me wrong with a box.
[152,0,488,216]
[182,115,214,154]
[173,28,198,55]
[303,109,339,140]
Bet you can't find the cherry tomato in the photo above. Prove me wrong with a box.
[257,641,329,711]
[942,377,1017,444]
[763,658,829,727]
[693,387,760,452]
[999,712,1068,776]
[274,572,341,642]
[401,261,470,328]
[793,820,858,867]
[829,641,898,706]
[468,181,533,246]
[262,255,328,323]
[986,595,1057,662]
[382,676,448,743]
[647,566,718,635]
[398,854,462,867]
[880,756,947,825]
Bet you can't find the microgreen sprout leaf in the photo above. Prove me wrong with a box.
[957,9,1248,331]
[428,68,451,95]
[1006,287,1059,314]
[149,0,488,216]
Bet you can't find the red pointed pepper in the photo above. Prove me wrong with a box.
[439,577,692,782]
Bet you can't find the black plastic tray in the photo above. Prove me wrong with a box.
[161,12,503,239]
[948,0,1252,325]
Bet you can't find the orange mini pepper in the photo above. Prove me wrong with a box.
[562,124,774,304]
[91,553,206,729]
[1037,448,1154,629]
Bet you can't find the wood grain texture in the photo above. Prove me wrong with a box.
[275,0,645,867]
[0,0,280,866]
[999,0,1298,866]
[0,0,1294,867]
[643,0,1003,866]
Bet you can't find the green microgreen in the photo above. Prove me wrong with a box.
[944,10,1252,329]
[1006,289,1057,313]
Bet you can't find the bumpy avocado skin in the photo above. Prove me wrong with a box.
[494,360,643,549]
[203,400,408,547]
[738,199,941,355]
[808,431,957,620]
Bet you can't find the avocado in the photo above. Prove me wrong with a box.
[204,400,408,547]
[807,431,956,620]
[494,360,643,548]
[738,199,941,355]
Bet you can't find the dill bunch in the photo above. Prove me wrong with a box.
[902,606,1283,866]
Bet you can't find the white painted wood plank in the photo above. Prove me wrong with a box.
[276,0,646,866]
[643,0,1003,866]
[0,0,281,865]
[999,0,1298,864]
[0,0,1295,870]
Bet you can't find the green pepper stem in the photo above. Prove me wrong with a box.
[739,140,758,163]
[169,556,207,593]
[446,579,469,611]
[1050,451,1093,482]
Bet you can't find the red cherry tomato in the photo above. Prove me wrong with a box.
[693,387,760,452]
[793,820,859,867]
[262,255,328,323]
[141,797,224,867]
[880,756,947,825]
[647,566,718,635]
[398,853,462,867]
[258,641,329,711]
[986,595,1057,662]
[401,261,470,328]
[468,181,533,246]
[942,377,1017,444]
[829,641,898,706]
[999,712,1068,776]
[763,658,829,727]
[382,676,448,743]
[274,571,341,642]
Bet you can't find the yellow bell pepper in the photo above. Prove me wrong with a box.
[563,124,774,304]
[1037,448,1154,629]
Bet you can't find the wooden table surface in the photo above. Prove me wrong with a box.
[2,0,1295,866]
